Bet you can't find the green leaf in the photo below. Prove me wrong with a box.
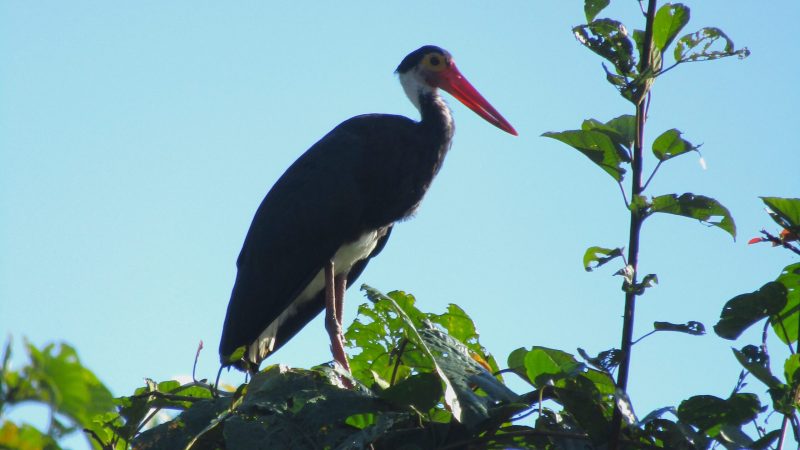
[674,27,750,63]
[761,197,800,230]
[379,372,442,413]
[677,394,762,432]
[732,345,782,389]
[653,3,690,53]
[785,354,800,385]
[522,347,584,387]
[714,281,787,340]
[769,263,800,344]
[582,115,636,157]
[573,19,637,76]
[577,347,621,373]
[650,193,736,239]
[542,128,627,181]
[584,0,610,22]
[652,128,698,161]
[582,246,623,272]
[653,321,705,336]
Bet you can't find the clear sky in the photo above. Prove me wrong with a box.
[2,1,798,448]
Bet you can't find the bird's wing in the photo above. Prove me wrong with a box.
[219,123,372,366]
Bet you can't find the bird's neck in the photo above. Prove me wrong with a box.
[418,92,454,146]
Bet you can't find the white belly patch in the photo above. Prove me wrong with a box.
[248,229,384,364]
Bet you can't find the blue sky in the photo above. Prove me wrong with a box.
[2,1,798,447]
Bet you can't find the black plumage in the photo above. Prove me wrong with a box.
[219,46,515,372]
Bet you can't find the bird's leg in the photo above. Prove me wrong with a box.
[324,260,351,373]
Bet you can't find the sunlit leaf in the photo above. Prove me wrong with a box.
[584,0,610,22]
[582,246,623,272]
[650,193,736,239]
[652,128,698,161]
[761,197,800,230]
[653,3,690,53]
[714,282,787,340]
[542,128,627,181]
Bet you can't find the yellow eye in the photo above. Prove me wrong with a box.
[422,53,447,72]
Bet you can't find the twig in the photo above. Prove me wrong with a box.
[192,340,203,382]
[83,428,110,450]
[759,230,800,256]
[642,160,662,191]
[617,181,630,208]
[390,338,409,386]
[631,329,658,345]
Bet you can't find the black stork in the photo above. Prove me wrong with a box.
[219,45,517,373]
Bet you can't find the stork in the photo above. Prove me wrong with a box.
[219,45,516,373]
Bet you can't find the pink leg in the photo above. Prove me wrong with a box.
[324,261,351,373]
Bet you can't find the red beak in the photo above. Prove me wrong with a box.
[435,63,518,136]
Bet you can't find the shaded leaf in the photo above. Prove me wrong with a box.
[652,128,698,161]
[582,246,623,272]
[653,3,690,53]
[582,115,635,159]
[584,0,610,22]
[785,354,800,385]
[674,27,750,62]
[543,129,627,181]
[677,394,762,432]
[653,321,705,336]
[577,347,621,373]
[732,345,782,389]
[379,372,442,413]
[573,19,637,76]
[650,193,736,239]
[714,281,787,340]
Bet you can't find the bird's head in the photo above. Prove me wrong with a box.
[396,45,517,136]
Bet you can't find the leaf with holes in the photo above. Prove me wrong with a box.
[650,193,736,239]
[653,321,705,336]
[582,246,623,272]
[573,19,637,76]
[732,345,782,389]
[674,27,750,62]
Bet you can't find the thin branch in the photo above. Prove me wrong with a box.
[759,230,800,256]
[642,160,662,191]
[192,340,203,383]
[631,329,658,345]
[617,181,630,207]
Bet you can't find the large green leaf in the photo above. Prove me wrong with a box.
[652,3,690,53]
[582,114,636,157]
[674,27,750,63]
[542,128,627,181]
[650,193,736,239]
[520,347,584,388]
[584,0,610,22]
[714,281,787,340]
[769,263,800,344]
[761,197,800,230]
[652,128,698,161]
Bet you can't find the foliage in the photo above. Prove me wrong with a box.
[0,339,116,450]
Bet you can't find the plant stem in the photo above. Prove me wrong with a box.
[609,1,657,449]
